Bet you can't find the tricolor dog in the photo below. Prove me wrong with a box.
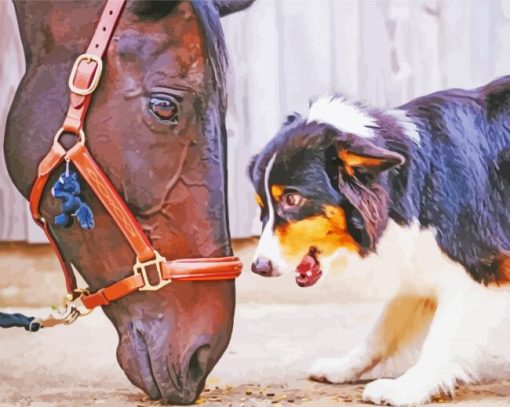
[248,76,510,406]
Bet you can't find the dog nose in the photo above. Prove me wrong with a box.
[251,257,277,277]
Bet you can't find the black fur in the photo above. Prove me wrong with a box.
[129,0,180,19]
[130,0,255,19]
[214,0,255,17]
[249,76,510,284]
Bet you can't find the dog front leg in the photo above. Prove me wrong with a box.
[309,294,436,384]
[363,288,492,406]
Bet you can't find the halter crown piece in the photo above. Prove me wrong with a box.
[24,0,242,327]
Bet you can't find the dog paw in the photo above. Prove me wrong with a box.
[363,378,431,406]
[309,357,360,384]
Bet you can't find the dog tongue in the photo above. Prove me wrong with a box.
[295,252,322,287]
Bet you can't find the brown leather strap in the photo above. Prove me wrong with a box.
[29,143,78,295]
[28,0,133,298]
[63,0,126,134]
[41,219,78,294]
[29,143,66,219]
[81,257,243,309]
[28,0,244,312]
[162,257,244,281]
[81,274,143,309]
[66,143,155,261]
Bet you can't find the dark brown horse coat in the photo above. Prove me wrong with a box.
[4,0,254,404]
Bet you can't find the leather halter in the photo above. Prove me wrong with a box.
[29,0,242,310]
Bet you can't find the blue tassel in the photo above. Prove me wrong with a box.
[51,164,95,230]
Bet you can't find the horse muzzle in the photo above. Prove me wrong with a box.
[117,318,213,404]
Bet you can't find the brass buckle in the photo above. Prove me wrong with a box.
[68,53,103,96]
[133,251,170,291]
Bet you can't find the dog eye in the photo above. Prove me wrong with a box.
[282,192,304,210]
[149,94,180,124]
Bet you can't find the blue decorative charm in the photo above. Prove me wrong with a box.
[51,166,95,230]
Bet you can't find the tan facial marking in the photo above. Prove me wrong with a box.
[498,255,510,284]
[339,150,385,176]
[271,184,285,201]
[255,193,264,208]
[275,205,359,263]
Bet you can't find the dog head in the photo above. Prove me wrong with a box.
[248,96,405,287]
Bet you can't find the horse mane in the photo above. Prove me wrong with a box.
[191,0,228,112]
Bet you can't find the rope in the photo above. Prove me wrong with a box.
[0,312,41,332]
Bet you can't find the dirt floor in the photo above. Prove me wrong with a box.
[1,240,510,406]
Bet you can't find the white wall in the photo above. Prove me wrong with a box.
[2,0,510,240]
[0,0,27,241]
[223,0,510,237]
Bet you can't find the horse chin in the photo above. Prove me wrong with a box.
[105,283,235,405]
[115,319,212,404]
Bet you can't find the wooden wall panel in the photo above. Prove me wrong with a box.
[0,1,26,241]
[223,0,510,237]
[2,0,510,240]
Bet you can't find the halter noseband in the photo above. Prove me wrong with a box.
[28,0,242,311]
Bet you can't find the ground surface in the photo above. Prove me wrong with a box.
[1,241,510,406]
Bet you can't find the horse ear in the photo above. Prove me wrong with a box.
[336,137,405,177]
[283,112,301,126]
[129,1,180,18]
[215,0,256,17]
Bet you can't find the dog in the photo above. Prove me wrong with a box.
[248,76,510,406]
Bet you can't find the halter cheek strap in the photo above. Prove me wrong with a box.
[29,0,242,312]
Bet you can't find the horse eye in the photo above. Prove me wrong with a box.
[148,95,179,124]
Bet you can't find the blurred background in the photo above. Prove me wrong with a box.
[3,0,510,305]
[4,0,510,243]
[1,1,510,404]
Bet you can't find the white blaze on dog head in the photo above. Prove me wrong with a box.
[307,95,376,138]
[252,151,360,280]
[252,153,291,275]
[252,153,361,283]
[249,101,405,286]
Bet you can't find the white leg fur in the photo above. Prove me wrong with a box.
[363,236,510,406]
[310,295,436,384]
[303,221,510,406]
[363,261,510,405]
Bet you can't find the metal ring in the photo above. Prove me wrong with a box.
[53,127,86,150]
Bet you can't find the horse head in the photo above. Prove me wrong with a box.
[5,0,254,403]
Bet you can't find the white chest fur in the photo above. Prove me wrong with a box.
[314,220,510,405]
[322,220,510,299]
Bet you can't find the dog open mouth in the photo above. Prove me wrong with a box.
[295,247,322,287]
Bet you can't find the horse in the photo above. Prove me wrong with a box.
[4,0,254,404]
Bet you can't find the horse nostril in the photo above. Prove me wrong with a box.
[188,345,211,386]
[251,257,274,276]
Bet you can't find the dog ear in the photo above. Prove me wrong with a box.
[331,136,402,252]
[336,138,405,177]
